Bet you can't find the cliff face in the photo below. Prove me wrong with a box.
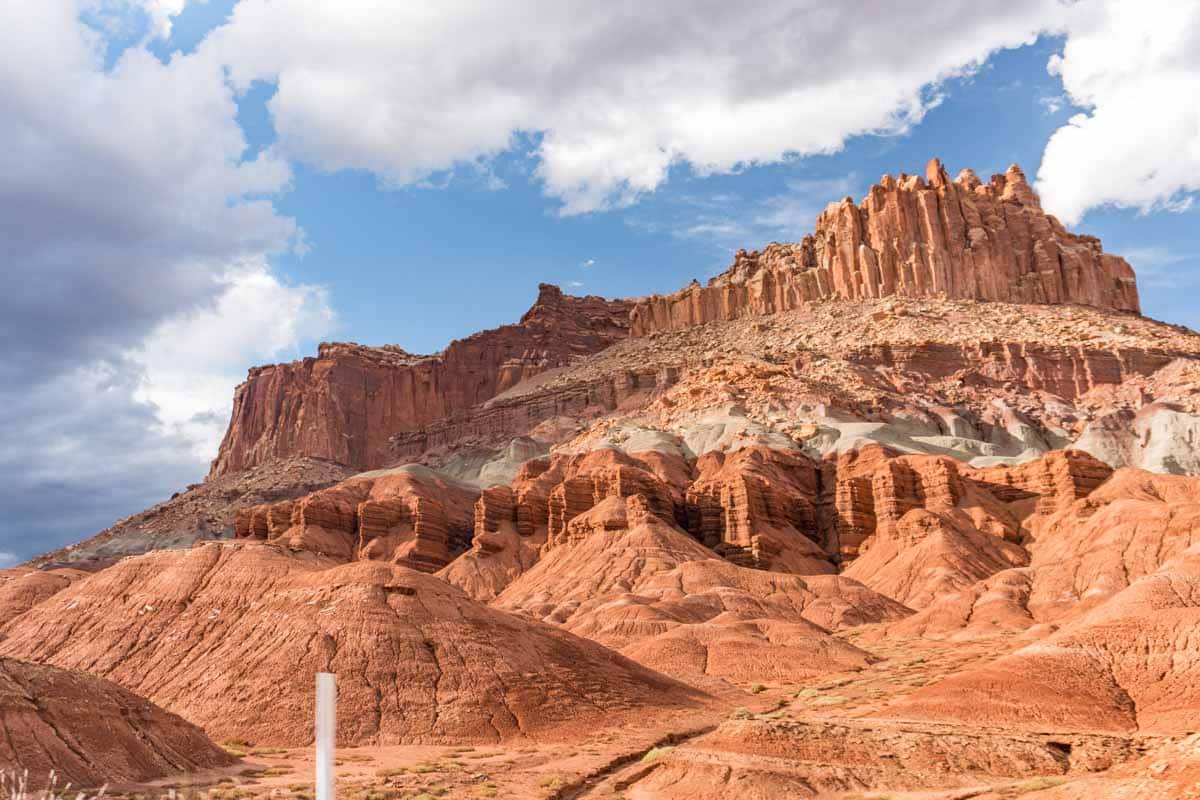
[209,285,632,476]
[211,158,1146,480]
[629,159,1139,336]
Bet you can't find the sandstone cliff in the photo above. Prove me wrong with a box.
[629,159,1139,336]
[210,284,632,476]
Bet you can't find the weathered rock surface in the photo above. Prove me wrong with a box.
[0,543,707,746]
[625,717,1140,799]
[16,156,1200,796]
[235,464,479,572]
[630,159,1139,337]
[687,447,832,573]
[0,657,231,789]
[884,543,1200,734]
[0,567,86,626]
[495,495,908,686]
[211,285,632,476]
[879,467,1200,639]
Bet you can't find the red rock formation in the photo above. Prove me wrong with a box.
[847,341,1177,402]
[630,159,1139,336]
[884,543,1200,734]
[0,568,86,625]
[211,285,632,476]
[234,465,479,572]
[686,447,832,573]
[495,495,909,686]
[0,543,708,747]
[437,485,548,602]
[0,657,231,789]
[964,448,1113,519]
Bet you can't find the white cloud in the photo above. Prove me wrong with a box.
[0,1,319,561]
[1036,1,1200,224]
[200,0,1065,214]
[1038,94,1065,114]
[131,260,334,458]
[642,173,864,252]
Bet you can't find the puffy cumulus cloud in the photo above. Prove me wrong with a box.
[131,260,335,458]
[202,0,1065,214]
[0,1,328,560]
[0,1,301,387]
[1036,1,1200,224]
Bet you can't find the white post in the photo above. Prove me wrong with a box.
[315,672,336,800]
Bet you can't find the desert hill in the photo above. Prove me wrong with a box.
[0,542,709,748]
[0,657,231,789]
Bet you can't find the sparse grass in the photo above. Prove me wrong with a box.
[335,754,373,765]
[793,688,820,699]
[536,774,564,792]
[640,746,675,764]
[810,694,847,706]
[247,747,289,757]
[1015,776,1067,793]
[375,768,409,779]
[356,790,397,800]
[729,707,754,719]
[470,784,498,798]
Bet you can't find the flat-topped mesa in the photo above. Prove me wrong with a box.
[630,159,1140,336]
[210,284,633,477]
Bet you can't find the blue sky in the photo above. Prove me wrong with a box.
[1,1,1197,563]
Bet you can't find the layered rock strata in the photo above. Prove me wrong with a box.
[630,159,1139,337]
[211,285,632,476]
[234,465,479,572]
[0,657,231,789]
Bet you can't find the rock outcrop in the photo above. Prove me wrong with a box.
[686,447,831,573]
[495,494,909,686]
[234,464,479,572]
[0,657,231,789]
[631,160,1138,337]
[211,285,632,476]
